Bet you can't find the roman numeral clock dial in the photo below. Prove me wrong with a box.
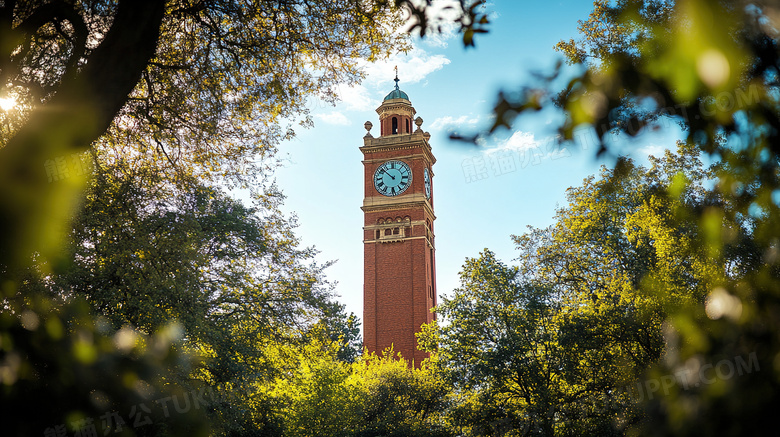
[374,160,412,197]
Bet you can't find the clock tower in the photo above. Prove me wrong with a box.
[361,77,436,365]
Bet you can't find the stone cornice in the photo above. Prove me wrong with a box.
[363,132,426,147]
[361,133,435,165]
[361,195,436,219]
[376,99,416,117]
[363,235,435,249]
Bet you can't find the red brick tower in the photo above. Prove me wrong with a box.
[361,76,436,365]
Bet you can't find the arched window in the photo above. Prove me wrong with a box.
[392,117,398,134]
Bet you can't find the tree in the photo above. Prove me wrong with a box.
[553,0,674,66]
[0,296,213,436]
[354,352,452,437]
[425,250,583,436]
[427,245,642,435]
[549,2,780,434]
[423,145,736,435]
[22,160,366,435]
[437,0,780,433]
[318,303,363,364]
[0,1,409,433]
[267,342,453,437]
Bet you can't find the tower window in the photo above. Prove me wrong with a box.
[430,247,435,288]
[406,119,410,133]
[392,117,398,135]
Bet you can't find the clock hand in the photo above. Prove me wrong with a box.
[381,169,396,180]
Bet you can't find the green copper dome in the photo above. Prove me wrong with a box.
[383,73,409,101]
[384,88,409,101]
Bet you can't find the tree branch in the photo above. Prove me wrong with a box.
[0,0,167,271]
[1,1,89,92]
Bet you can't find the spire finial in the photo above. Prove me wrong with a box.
[394,65,399,90]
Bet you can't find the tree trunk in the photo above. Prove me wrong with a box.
[0,0,166,273]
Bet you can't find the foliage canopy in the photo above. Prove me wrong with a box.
[444,0,780,434]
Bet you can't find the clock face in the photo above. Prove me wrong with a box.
[424,168,431,199]
[374,160,412,197]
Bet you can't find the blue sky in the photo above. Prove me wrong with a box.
[274,1,683,322]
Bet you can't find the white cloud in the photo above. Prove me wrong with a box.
[419,28,458,49]
[364,47,451,89]
[326,47,450,113]
[477,131,571,169]
[429,115,480,131]
[331,84,374,112]
[638,143,667,158]
[315,111,351,126]
[478,131,544,156]
[500,131,538,151]
[310,26,455,117]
